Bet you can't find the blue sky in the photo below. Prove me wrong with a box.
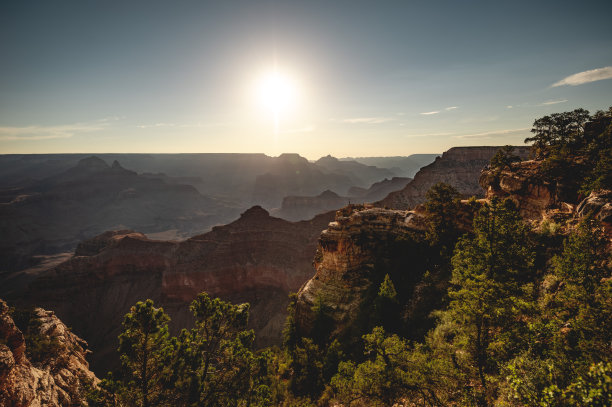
[1,0,611,158]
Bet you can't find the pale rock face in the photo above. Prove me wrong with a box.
[378,146,530,210]
[0,299,98,407]
[576,190,612,224]
[479,160,577,220]
[295,206,427,337]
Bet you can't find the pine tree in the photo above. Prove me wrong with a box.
[445,197,535,405]
[373,274,401,333]
[116,299,172,407]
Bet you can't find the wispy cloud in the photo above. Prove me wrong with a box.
[552,66,612,87]
[445,106,458,111]
[0,122,107,141]
[341,117,394,124]
[540,99,568,106]
[420,111,440,115]
[453,127,530,139]
[506,106,513,109]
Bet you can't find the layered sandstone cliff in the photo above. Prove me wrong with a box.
[294,205,430,339]
[378,146,530,209]
[23,207,333,374]
[479,160,570,220]
[0,299,97,406]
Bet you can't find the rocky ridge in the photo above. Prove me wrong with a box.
[295,205,430,338]
[479,160,574,220]
[378,146,530,209]
[0,299,97,406]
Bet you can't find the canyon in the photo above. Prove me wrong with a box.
[15,206,333,375]
[0,146,538,377]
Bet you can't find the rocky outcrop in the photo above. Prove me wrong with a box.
[479,160,569,219]
[576,190,612,224]
[295,205,429,338]
[0,299,97,406]
[22,207,334,375]
[378,146,530,209]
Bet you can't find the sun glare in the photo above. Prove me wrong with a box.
[255,69,298,132]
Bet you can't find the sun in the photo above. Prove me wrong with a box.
[255,69,298,131]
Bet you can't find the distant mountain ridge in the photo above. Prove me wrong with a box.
[273,177,412,221]
[340,154,439,177]
[0,156,241,272]
[0,153,419,274]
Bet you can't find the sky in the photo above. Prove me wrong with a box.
[1,0,611,159]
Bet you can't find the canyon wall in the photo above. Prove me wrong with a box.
[378,146,530,209]
[22,207,333,375]
[294,206,430,340]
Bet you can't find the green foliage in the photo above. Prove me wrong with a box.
[424,182,462,257]
[169,292,267,406]
[523,107,612,196]
[331,326,447,406]
[282,293,299,351]
[525,108,591,159]
[310,295,334,347]
[288,337,324,398]
[373,274,401,334]
[93,294,271,407]
[10,307,63,368]
[490,145,520,171]
[116,299,172,407]
[501,218,611,406]
[506,360,612,406]
[443,198,536,405]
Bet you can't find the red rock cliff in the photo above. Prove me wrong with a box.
[0,299,98,406]
[24,207,333,374]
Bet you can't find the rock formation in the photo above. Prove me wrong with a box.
[20,207,334,375]
[480,161,612,240]
[378,146,530,209]
[576,190,612,225]
[479,160,571,220]
[294,205,430,339]
[0,299,97,406]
